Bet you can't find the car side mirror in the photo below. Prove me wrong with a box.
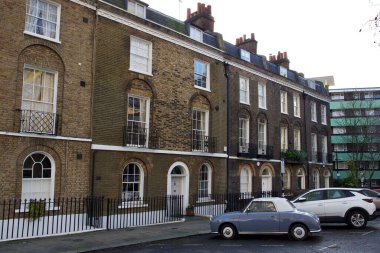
[296,197,307,203]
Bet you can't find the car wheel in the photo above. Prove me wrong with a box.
[347,210,367,229]
[290,224,308,241]
[220,224,237,240]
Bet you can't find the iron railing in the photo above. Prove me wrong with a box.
[257,145,274,159]
[20,110,57,135]
[0,195,183,241]
[192,132,217,152]
[124,125,148,148]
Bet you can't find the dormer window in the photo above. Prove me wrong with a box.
[128,0,146,18]
[190,26,203,42]
[240,49,250,62]
[279,66,287,78]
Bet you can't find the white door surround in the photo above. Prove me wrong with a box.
[167,162,189,214]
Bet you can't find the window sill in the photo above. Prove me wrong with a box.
[258,106,267,110]
[196,198,215,203]
[281,111,288,115]
[194,86,211,92]
[24,31,61,44]
[240,101,250,105]
[128,68,153,77]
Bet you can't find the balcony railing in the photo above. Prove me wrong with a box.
[192,133,217,153]
[20,110,57,135]
[257,145,274,159]
[124,126,148,148]
[238,143,257,158]
[281,149,307,163]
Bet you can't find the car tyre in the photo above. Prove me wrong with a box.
[290,224,308,241]
[347,210,367,229]
[220,223,237,240]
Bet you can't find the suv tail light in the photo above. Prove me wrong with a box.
[362,198,373,203]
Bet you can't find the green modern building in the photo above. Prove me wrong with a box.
[329,87,380,187]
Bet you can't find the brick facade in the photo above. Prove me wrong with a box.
[0,0,95,199]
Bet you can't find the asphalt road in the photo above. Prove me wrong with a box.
[88,219,380,253]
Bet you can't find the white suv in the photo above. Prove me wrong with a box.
[291,188,377,228]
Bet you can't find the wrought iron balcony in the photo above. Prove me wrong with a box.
[238,143,257,158]
[257,145,274,159]
[281,149,307,163]
[192,133,217,153]
[124,126,148,148]
[20,110,57,135]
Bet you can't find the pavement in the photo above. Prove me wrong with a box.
[0,216,210,253]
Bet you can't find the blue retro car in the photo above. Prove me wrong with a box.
[210,197,321,240]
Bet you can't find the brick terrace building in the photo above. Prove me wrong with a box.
[0,0,333,212]
[0,0,96,199]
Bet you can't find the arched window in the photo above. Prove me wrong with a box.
[22,152,55,200]
[198,164,212,199]
[313,169,320,189]
[297,168,306,190]
[122,163,144,201]
[323,170,331,188]
[240,167,252,195]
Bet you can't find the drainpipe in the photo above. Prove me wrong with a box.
[223,61,230,194]
[302,91,310,189]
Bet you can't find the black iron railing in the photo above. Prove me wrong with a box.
[124,125,148,148]
[0,195,183,241]
[237,143,257,158]
[192,132,217,152]
[20,110,57,135]
[257,145,274,159]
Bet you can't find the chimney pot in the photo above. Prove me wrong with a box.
[197,2,201,11]
[187,8,191,19]
[207,5,211,14]
[251,33,255,40]
[243,34,246,41]
[284,51,288,59]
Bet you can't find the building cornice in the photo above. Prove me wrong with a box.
[70,0,96,10]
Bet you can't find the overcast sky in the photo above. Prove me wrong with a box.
[143,0,380,88]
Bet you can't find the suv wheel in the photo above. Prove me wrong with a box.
[347,210,367,229]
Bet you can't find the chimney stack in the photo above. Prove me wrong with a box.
[269,51,290,69]
[235,33,258,54]
[186,3,215,32]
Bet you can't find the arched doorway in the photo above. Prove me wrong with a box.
[261,167,272,195]
[167,162,189,214]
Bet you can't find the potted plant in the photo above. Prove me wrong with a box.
[186,204,194,216]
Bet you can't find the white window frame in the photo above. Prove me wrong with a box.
[280,90,288,114]
[283,168,291,190]
[297,168,306,190]
[280,127,288,151]
[127,0,146,18]
[321,105,327,125]
[22,152,55,201]
[126,95,150,147]
[293,93,300,117]
[240,167,252,195]
[239,116,249,153]
[321,135,328,162]
[311,101,317,122]
[258,82,266,109]
[258,119,267,155]
[122,163,144,203]
[129,36,152,75]
[21,65,58,134]
[311,133,317,161]
[294,128,301,151]
[198,164,212,200]
[190,26,203,42]
[192,108,209,151]
[239,76,250,104]
[240,49,250,62]
[279,66,288,78]
[24,0,61,43]
[194,59,210,91]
